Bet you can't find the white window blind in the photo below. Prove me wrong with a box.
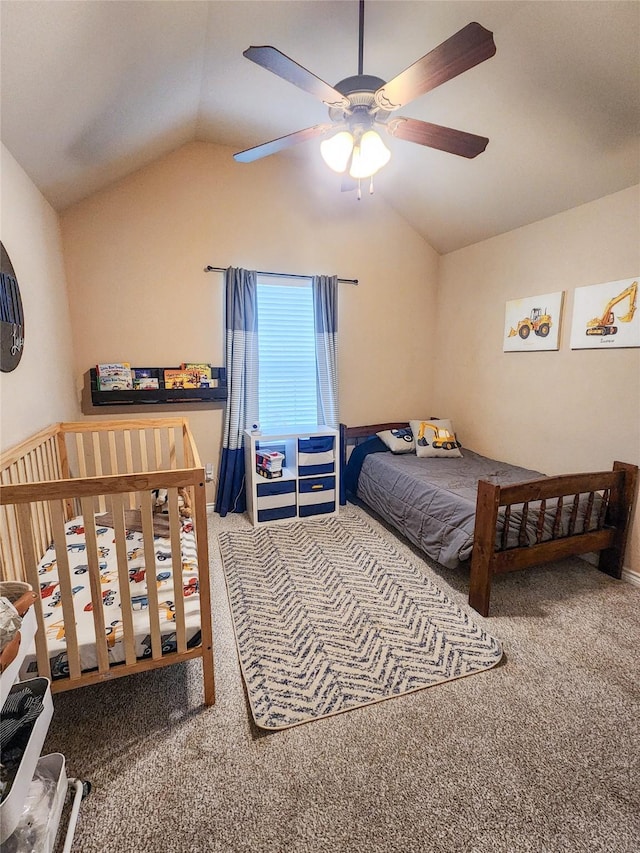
[257,278,318,431]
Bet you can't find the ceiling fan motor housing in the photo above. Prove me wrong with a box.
[328,75,392,134]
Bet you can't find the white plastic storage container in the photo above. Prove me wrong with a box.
[0,677,54,843]
[38,753,69,853]
[1,753,68,853]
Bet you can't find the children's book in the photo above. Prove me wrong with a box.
[181,363,213,386]
[132,368,160,389]
[133,377,159,390]
[163,369,199,389]
[96,362,132,390]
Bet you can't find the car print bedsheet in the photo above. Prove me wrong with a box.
[24,514,202,678]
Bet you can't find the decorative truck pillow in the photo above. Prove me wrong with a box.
[376,427,416,454]
[409,419,463,458]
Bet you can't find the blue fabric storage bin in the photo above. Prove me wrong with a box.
[257,480,296,498]
[299,502,335,517]
[298,476,336,494]
[298,436,335,454]
[298,475,336,517]
[258,504,297,522]
[298,435,335,476]
[256,478,296,522]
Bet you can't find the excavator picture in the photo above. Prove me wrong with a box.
[508,307,552,340]
[585,281,637,336]
[416,422,461,451]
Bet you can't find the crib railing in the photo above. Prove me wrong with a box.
[2,469,209,684]
[0,419,214,704]
[0,418,201,580]
[0,424,64,579]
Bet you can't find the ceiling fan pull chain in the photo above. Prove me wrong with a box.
[369,176,374,195]
[357,180,362,201]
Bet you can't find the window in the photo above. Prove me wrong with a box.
[256,277,317,431]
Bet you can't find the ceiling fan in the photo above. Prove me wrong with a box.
[234,1,496,193]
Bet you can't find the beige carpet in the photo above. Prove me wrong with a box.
[44,503,640,853]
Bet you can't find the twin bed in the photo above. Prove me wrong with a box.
[0,418,214,705]
[340,421,637,616]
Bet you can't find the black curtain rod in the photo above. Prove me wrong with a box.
[204,265,358,285]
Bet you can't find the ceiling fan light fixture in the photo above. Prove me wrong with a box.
[320,131,354,173]
[237,6,496,190]
[348,129,391,179]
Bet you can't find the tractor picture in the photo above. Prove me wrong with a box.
[141,633,178,657]
[509,307,552,340]
[49,652,70,678]
[83,589,116,611]
[416,422,461,451]
[390,427,414,444]
[51,586,83,608]
[40,581,59,599]
[128,567,146,584]
[585,281,637,337]
[38,559,57,575]
[131,594,149,611]
[74,561,108,575]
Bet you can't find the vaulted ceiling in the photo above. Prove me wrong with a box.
[2,1,639,253]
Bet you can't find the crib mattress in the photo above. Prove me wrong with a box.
[23,514,201,679]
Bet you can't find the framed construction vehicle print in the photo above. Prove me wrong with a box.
[503,290,564,352]
[570,277,639,350]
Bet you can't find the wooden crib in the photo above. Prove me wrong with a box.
[0,418,214,706]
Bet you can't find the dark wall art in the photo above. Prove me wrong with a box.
[1,242,25,372]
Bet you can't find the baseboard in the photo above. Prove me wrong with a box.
[581,552,639,586]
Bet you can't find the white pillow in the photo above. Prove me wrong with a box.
[409,419,462,458]
[376,427,415,454]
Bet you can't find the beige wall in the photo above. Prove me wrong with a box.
[434,186,640,576]
[0,144,79,450]
[6,135,637,576]
[60,141,439,500]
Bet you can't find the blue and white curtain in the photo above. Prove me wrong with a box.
[215,268,259,516]
[313,274,339,428]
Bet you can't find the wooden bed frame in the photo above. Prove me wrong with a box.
[0,418,215,705]
[340,422,638,616]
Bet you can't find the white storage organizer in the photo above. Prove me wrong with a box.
[244,427,339,526]
[0,591,90,851]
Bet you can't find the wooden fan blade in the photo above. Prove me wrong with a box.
[387,117,489,158]
[375,22,496,111]
[234,124,333,163]
[244,46,350,109]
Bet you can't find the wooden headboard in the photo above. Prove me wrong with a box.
[339,422,409,504]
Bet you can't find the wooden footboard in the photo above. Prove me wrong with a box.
[469,461,638,616]
[0,419,215,706]
[340,423,638,617]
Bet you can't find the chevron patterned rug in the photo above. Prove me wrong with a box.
[219,514,502,730]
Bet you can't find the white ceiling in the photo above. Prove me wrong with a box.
[1,1,639,253]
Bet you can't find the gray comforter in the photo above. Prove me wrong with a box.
[356,449,568,569]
